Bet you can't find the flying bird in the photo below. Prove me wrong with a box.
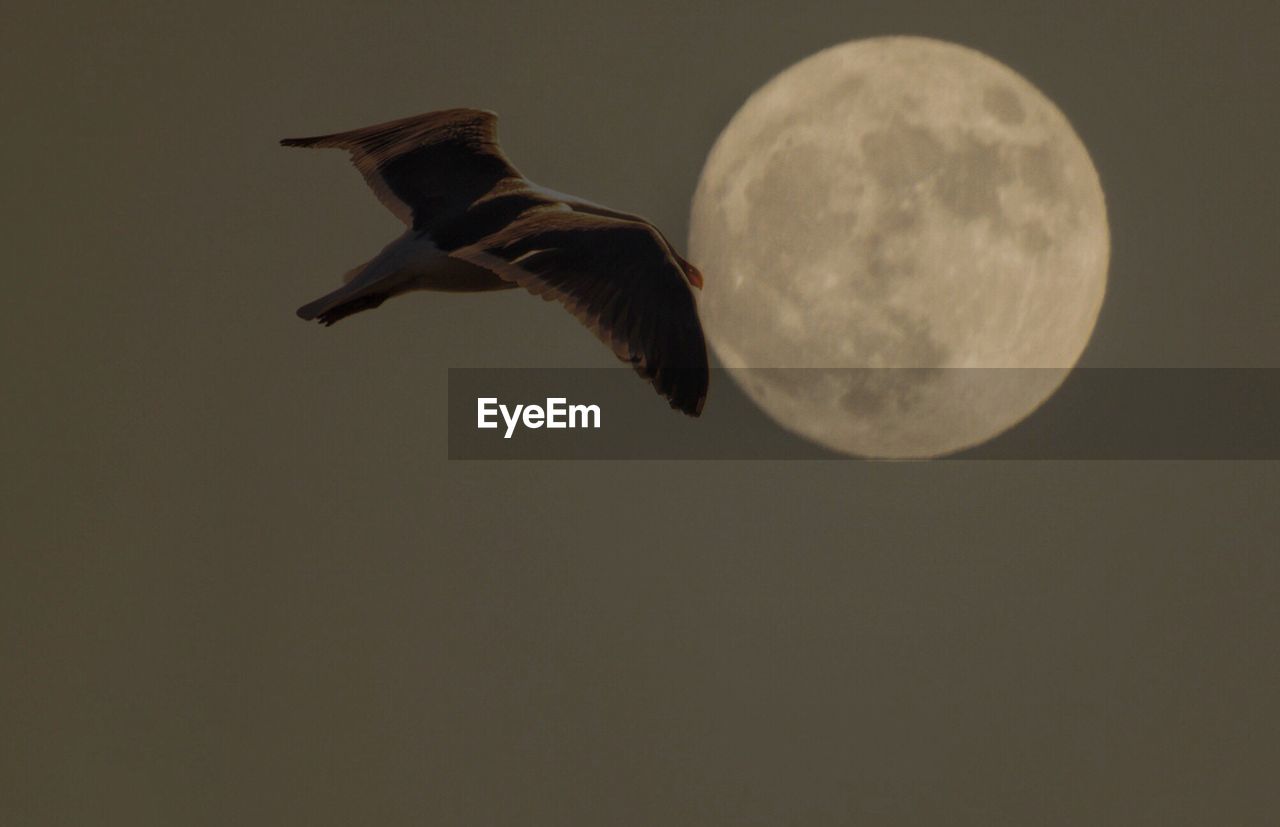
[282,108,709,416]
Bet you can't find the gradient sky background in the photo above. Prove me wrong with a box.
[5,1,1279,824]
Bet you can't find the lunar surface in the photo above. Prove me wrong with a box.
[689,37,1109,458]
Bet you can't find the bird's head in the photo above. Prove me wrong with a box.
[678,257,704,290]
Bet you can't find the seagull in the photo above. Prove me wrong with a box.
[282,108,709,416]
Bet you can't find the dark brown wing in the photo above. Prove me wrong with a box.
[280,108,519,233]
[451,209,709,416]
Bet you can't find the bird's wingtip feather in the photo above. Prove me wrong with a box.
[280,136,323,148]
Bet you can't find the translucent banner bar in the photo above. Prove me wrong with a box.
[447,368,1280,460]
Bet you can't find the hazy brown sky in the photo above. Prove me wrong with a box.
[5,1,1279,824]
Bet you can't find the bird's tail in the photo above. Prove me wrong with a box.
[294,231,460,326]
[296,283,390,326]
[296,255,399,325]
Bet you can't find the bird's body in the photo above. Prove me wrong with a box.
[283,108,708,415]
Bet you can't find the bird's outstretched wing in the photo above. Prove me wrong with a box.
[452,209,709,416]
[280,108,519,231]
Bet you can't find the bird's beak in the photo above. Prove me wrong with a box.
[685,263,704,290]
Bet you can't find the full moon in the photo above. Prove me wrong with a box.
[690,37,1108,458]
